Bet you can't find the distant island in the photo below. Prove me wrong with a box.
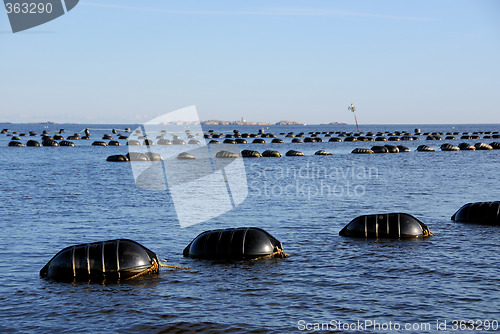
[164,120,346,126]
[320,121,347,125]
[201,120,307,126]
[27,121,79,125]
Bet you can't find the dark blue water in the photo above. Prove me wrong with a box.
[0,123,499,333]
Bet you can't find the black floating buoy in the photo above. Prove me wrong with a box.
[314,150,332,155]
[451,201,500,226]
[208,140,220,144]
[339,213,433,239]
[416,145,435,152]
[8,141,24,147]
[351,148,374,154]
[157,139,172,145]
[177,152,195,160]
[441,143,460,151]
[59,140,76,147]
[397,145,410,152]
[285,150,304,156]
[241,150,262,158]
[215,150,240,158]
[42,139,59,147]
[173,139,186,145]
[145,152,163,161]
[108,140,121,146]
[127,140,141,146]
[262,150,282,157]
[384,145,399,153]
[291,138,303,143]
[490,142,500,150]
[92,141,107,147]
[271,138,284,143]
[127,152,149,161]
[183,227,288,261]
[106,154,129,162]
[371,145,389,153]
[458,143,475,151]
[40,239,160,282]
[474,142,493,150]
[188,139,201,145]
[252,138,266,144]
[26,140,41,147]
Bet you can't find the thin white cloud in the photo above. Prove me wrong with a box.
[81,2,434,21]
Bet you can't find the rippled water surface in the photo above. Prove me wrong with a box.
[0,123,499,333]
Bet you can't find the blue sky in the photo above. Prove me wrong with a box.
[1,0,499,124]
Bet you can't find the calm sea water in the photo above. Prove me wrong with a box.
[0,123,499,333]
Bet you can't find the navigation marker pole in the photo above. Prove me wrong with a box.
[348,103,359,132]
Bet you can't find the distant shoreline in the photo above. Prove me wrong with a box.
[1,121,499,126]
[1,120,346,126]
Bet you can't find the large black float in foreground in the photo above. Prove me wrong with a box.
[183,227,288,260]
[339,213,433,238]
[451,201,500,226]
[40,239,160,282]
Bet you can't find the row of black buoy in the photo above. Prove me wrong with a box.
[352,142,500,154]
[2,128,133,147]
[5,126,500,147]
[3,127,499,140]
[39,201,499,283]
[106,149,335,161]
[107,142,499,162]
[1,128,130,135]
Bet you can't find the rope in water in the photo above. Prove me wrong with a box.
[159,259,191,270]
[124,259,190,280]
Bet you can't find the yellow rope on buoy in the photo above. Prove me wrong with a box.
[250,248,290,261]
[125,260,160,280]
[423,230,435,237]
[124,259,190,281]
[159,259,191,270]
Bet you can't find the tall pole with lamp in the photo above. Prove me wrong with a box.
[348,103,359,132]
